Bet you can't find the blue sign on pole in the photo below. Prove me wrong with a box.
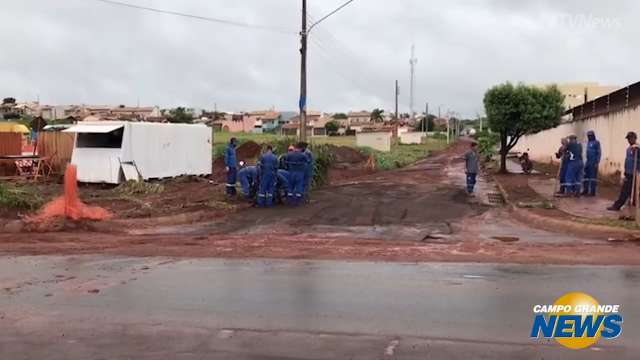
[298,96,306,111]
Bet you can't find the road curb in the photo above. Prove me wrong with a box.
[492,175,640,240]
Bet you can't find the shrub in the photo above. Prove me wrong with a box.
[358,144,437,170]
[260,138,334,188]
[0,183,44,211]
[476,130,499,159]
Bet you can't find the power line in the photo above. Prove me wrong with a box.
[308,0,355,33]
[94,0,295,35]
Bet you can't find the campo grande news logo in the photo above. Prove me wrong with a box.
[530,292,623,349]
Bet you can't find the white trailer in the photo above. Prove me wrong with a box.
[64,122,212,184]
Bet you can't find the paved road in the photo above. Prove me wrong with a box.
[1,256,638,359]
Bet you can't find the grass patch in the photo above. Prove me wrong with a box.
[358,139,448,170]
[0,183,45,211]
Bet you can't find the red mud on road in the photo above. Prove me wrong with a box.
[1,231,639,265]
[2,140,640,265]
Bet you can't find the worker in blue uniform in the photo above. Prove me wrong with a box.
[276,145,294,204]
[284,143,310,206]
[224,137,238,197]
[257,145,278,207]
[237,162,258,202]
[609,132,640,211]
[582,130,602,197]
[555,137,569,195]
[564,134,583,197]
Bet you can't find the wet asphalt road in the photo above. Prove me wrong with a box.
[1,256,639,359]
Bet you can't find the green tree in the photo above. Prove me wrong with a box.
[3,113,20,120]
[324,120,340,135]
[484,83,564,173]
[371,108,384,122]
[332,113,348,120]
[2,97,16,105]
[166,107,193,124]
[415,114,435,132]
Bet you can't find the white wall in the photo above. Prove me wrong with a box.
[514,104,640,176]
[357,132,392,152]
[400,132,426,145]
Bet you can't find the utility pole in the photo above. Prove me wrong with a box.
[394,80,399,120]
[446,110,450,144]
[409,44,417,119]
[298,0,308,142]
[424,102,429,133]
[297,0,354,141]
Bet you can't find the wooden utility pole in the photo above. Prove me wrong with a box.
[299,0,308,142]
[394,80,399,120]
[424,102,429,133]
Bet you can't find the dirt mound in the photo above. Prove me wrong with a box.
[329,146,366,164]
[236,141,262,160]
[212,141,263,182]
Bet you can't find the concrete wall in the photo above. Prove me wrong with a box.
[399,132,426,145]
[357,132,392,152]
[514,103,640,177]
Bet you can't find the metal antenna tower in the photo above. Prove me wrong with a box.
[409,44,418,118]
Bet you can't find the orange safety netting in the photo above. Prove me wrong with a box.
[30,164,111,222]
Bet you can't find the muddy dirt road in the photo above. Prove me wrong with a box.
[2,141,640,265]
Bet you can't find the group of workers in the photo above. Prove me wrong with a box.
[223,138,314,207]
[555,130,640,212]
[555,130,602,197]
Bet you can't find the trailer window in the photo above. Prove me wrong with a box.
[76,128,124,148]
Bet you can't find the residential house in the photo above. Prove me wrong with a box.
[347,111,372,125]
[346,111,375,133]
[281,122,299,137]
[109,106,162,121]
[287,110,322,124]
[246,110,282,134]
[211,113,255,133]
[279,116,331,138]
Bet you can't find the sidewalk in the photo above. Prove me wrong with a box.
[527,177,618,220]
[508,158,618,220]
[492,160,640,239]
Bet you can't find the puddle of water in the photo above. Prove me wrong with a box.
[491,236,520,243]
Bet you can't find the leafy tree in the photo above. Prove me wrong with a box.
[332,113,348,120]
[166,107,193,124]
[3,113,20,120]
[415,114,436,132]
[2,97,16,105]
[371,108,384,122]
[484,83,564,173]
[324,120,340,135]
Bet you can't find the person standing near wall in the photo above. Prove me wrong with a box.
[555,137,569,195]
[564,134,583,197]
[608,132,640,211]
[582,130,602,197]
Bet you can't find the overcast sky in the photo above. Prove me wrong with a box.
[1,0,638,117]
